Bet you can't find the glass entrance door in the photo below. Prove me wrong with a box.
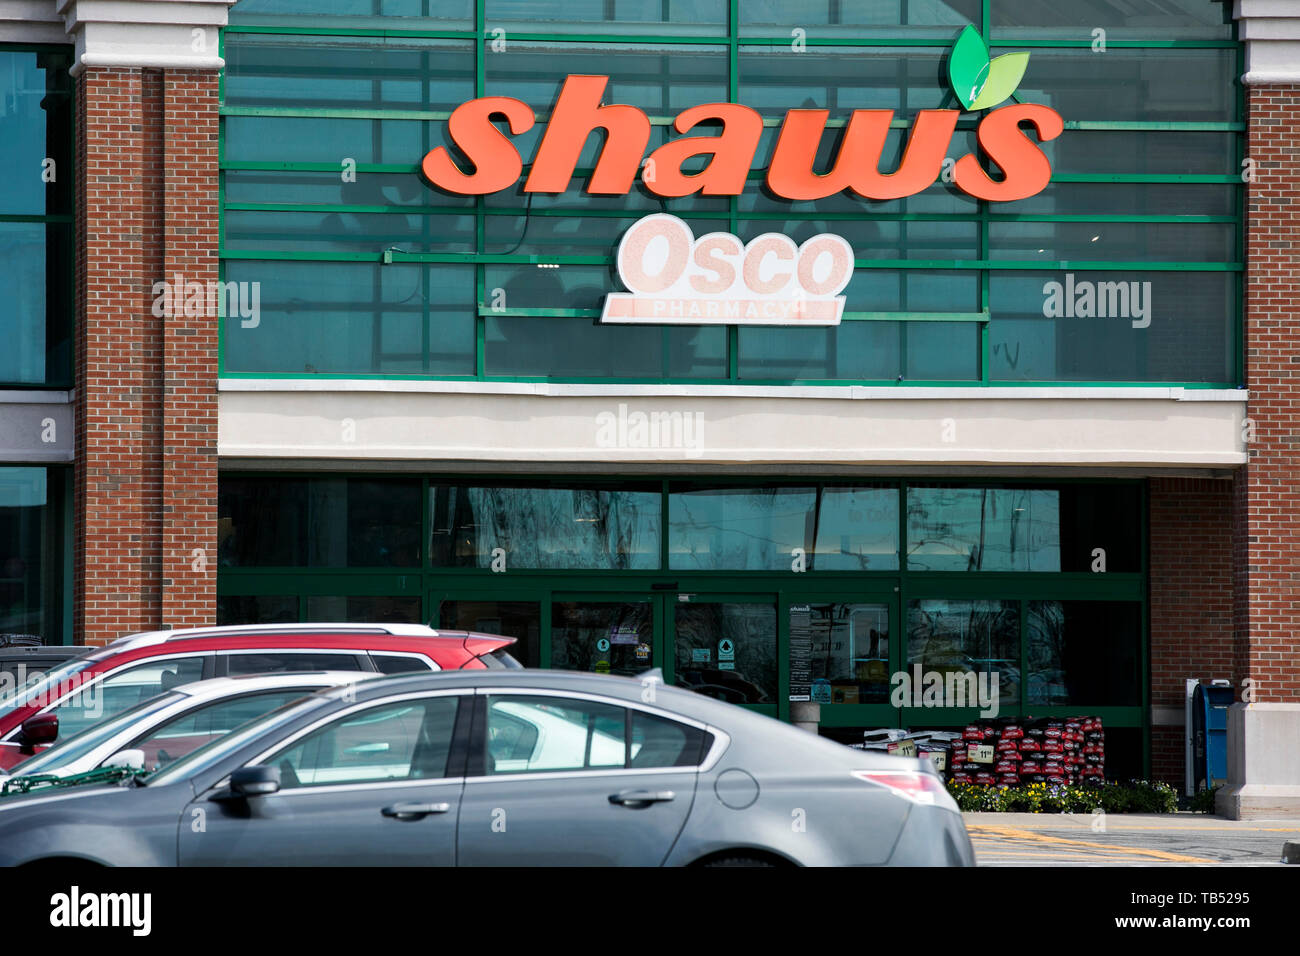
[550,593,659,677]
[670,594,778,711]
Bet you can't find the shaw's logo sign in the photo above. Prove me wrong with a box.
[421,26,1061,203]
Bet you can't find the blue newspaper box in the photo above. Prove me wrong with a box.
[1192,681,1233,792]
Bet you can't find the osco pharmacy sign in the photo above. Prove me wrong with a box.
[422,26,1062,203]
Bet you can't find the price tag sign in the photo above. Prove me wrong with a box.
[887,739,918,758]
[968,744,995,764]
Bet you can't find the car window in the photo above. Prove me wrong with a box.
[267,696,460,788]
[370,654,432,675]
[132,690,313,771]
[486,696,626,774]
[50,657,205,739]
[629,711,709,769]
[226,653,365,676]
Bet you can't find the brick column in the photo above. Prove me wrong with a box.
[74,68,218,645]
[161,73,220,629]
[1147,478,1235,787]
[1219,84,1300,817]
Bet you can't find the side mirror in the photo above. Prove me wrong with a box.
[103,749,145,771]
[230,764,280,798]
[17,712,59,753]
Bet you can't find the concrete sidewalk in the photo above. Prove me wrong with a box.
[964,812,1300,866]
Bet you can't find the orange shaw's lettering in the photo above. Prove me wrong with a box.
[524,74,650,194]
[419,74,1065,202]
[642,103,764,197]
[766,108,960,201]
[953,103,1064,201]
[420,96,534,194]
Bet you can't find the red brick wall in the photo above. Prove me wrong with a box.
[1236,85,1300,704]
[74,68,218,645]
[1148,477,1235,784]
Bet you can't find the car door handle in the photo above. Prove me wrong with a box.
[381,802,451,820]
[609,790,675,807]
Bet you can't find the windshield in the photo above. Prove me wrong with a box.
[0,654,97,711]
[8,691,186,777]
[147,694,331,787]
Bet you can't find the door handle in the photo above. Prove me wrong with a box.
[609,789,675,807]
[381,802,451,820]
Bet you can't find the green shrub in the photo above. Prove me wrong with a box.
[948,778,1177,814]
[1190,785,1221,814]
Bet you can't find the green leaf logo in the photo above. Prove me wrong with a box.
[948,24,1030,111]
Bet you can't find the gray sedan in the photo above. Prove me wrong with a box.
[0,670,974,866]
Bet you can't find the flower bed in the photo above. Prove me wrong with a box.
[949,779,1178,813]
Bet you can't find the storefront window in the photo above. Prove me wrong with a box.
[439,599,542,668]
[551,600,653,676]
[0,467,65,641]
[304,595,421,624]
[907,599,1019,710]
[789,602,891,704]
[1027,600,1141,706]
[430,484,662,569]
[0,49,72,388]
[219,477,423,567]
[216,595,299,625]
[907,484,1140,572]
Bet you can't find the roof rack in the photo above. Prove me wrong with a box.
[109,622,440,649]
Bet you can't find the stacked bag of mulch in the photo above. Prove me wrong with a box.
[948,716,1105,787]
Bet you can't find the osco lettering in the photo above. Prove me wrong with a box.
[421,74,1064,202]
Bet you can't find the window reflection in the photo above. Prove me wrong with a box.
[430,485,661,570]
[906,599,1019,709]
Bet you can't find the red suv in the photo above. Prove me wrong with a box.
[0,623,517,770]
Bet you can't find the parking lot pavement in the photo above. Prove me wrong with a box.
[965,812,1300,866]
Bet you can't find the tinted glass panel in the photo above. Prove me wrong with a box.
[0,49,73,216]
[431,485,662,570]
[908,487,1062,572]
[674,602,777,704]
[629,711,707,768]
[0,469,56,639]
[989,271,1235,383]
[224,36,474,110]
[551,601,653,676]
[907,599,1018,710]
[0,222,72,385]
[134,690,310,770]
[271,696,460,786]
[992,0,1233,38]
[742,0,980,33]
[789,603,891,704]
[907,484,1141,572]
[304,596,421,624]
[670,486,901,569]
[216,595,299,625]
[371,654,433,674]
[1028,601,1142,706]
[486,695,626,773]
[218,477,422,567]
[439,600,542,669]
[222,261,475,376]
[54,657,205,739]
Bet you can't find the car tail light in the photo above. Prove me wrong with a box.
[852,770,948,805]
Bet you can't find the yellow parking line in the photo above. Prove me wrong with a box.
[968,824,1215,864]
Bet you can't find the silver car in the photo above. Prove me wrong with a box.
[0,670,974,866]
